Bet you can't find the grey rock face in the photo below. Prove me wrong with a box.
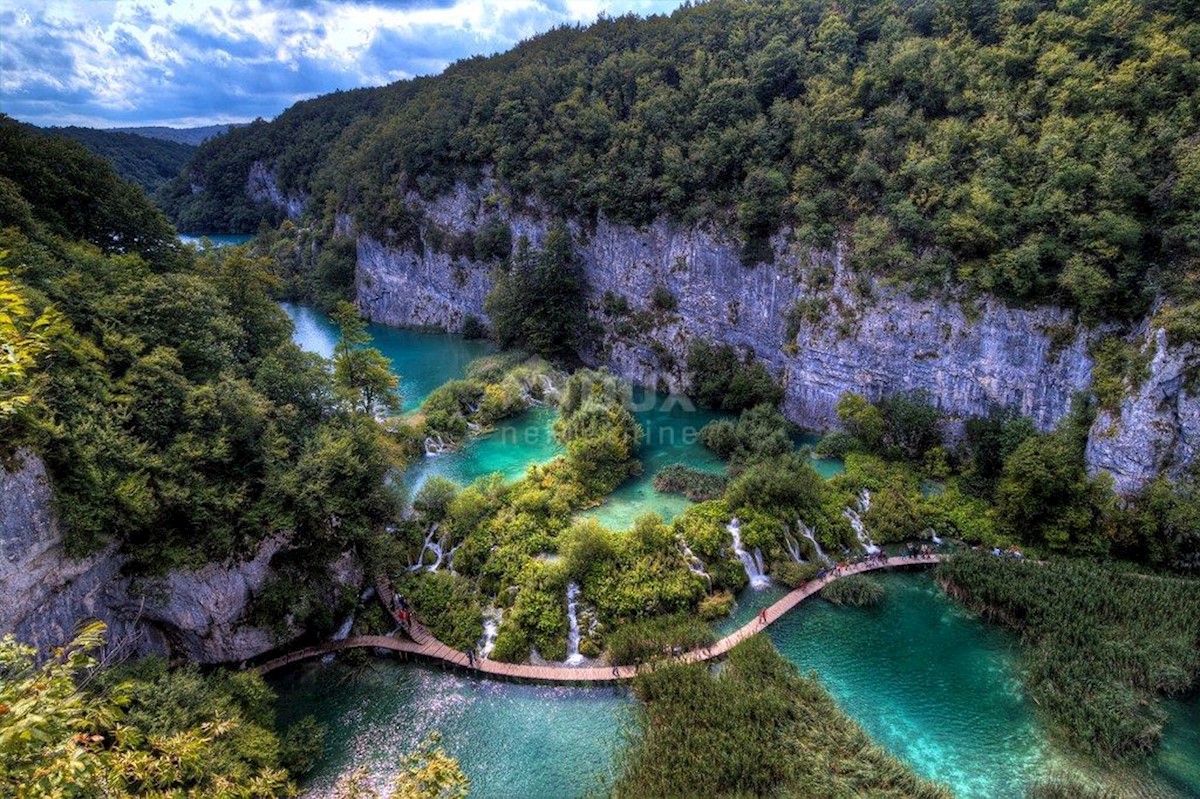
[247,161,306,221]
[352,182,1197,491]
[0,451,146,655]
[1086,329,1200,493]
[1,451,363,662]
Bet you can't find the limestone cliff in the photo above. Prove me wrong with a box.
[0,450,362,662]
[351,182,1197,492]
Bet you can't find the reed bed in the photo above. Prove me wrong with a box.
[937,552,1200,761]
[612,635,950,799]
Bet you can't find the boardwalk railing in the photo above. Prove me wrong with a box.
[256,554,945,682]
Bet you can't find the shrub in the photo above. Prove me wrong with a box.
[772,560,821,588]
[653,464,729,501]
[604,613,715,666]
[686,341,783,412]
[697,591,735,620]
[821,575,886,607]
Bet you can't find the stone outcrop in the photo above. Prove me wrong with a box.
[0,450,363,662]
[247,161,306,221]
[350,181,1197,492]
[1086,329,1200,493]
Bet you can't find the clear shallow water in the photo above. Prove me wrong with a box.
[770,572,1054,798]
[402,406,562,496]
[579,390,844,530]
[277,307,1197,798]
[271,662,633,799]
[178,232,255,247]
[282,303,494,412]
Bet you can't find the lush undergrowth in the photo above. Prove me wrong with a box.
[0,623,322,797]
[603,612,715,667]
[821,574,886,607]
[936,552,1200,761]
[651,463,728,501]
[613,635,950,799]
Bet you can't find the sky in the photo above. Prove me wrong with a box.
[0,0,686,129]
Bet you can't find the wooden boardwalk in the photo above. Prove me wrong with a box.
[256,554,945,682]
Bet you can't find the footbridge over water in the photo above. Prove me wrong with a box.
[255,554,946,682]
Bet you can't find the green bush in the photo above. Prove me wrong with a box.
[821,575,886,607]
[772,560,821,588]
[652,464,729,501]
[604,613,715,666]
[686,341,783,412]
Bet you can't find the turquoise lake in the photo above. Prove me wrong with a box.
[277,305,1200,799]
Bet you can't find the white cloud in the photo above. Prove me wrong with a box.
[0,0,686,127]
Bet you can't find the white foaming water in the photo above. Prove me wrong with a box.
[784,532,806,563]
[322,611,356,663]
[728,518,769,589]
[424,433,451,455]
[478,610,501,659]
[799,521,833,566]
[678,536,712,585]
[565,582,585,665]
[408,525,445,572]
[843,489,881,554]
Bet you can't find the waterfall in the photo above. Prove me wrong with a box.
[565,582,585,665]
[322,611,356,663]
[424,434,451,455]
[466,420,482,433]
[843,489,881,554]
[478,610,501,659]
[728,518,769,589]
[783,532,806,563]
[407,525,446,572]
[678,537,712,586]
[799,521,833,566]
[447,543,461,575]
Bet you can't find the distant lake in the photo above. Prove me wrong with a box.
[178,233,254,247]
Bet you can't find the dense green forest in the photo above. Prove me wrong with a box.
[40,124,196,194]
[0,119,399,609]
[164,0,1199,325]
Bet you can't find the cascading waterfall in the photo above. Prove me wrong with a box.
[565,582,585,665]
[799,521,833,566]
[727,518,769,589]
[447,543,462,575]
[678,537,712,586]
[843,489,881,554]
[407,524,446,572]
[424,433,451,455]
[478,609,501,659]
[783,532,806,563]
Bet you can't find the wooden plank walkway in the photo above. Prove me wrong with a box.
[256,554,945,682]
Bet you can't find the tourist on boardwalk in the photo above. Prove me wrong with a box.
[759,609,768,626]
[467,648,476,668]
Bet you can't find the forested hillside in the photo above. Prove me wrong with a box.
[0,119,397,573]
[164,0,1199,323]
[41,124,195,193]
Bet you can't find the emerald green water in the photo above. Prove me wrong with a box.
[277,307,1199,798]
[273,572,1200,798]
[281,302,494,412]
[272,663,633,798]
